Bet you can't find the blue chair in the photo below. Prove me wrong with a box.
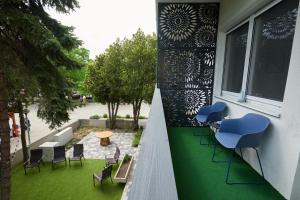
[212,113,270,184]
[194,102,227,145]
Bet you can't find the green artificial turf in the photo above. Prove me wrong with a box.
[10,159,124,200]
[168,127,285,200]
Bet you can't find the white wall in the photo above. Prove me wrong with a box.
[213,0,300,199]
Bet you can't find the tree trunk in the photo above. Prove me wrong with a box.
[107,103,112,129]
[17,100,29,162]
[107,101,119,129]
[0,70,11,200]
[132,99,143,130]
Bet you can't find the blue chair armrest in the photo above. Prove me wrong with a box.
[198,105,211,115]
[219,119,240,133]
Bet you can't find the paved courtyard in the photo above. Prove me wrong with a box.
[10,102,150,153]
[66,131,137,159]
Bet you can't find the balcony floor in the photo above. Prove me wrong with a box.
[168,127,284,200]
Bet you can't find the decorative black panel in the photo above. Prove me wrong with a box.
[157,3,219,127]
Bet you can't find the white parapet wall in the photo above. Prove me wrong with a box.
[53,127,73,146]
[127,88,178,200]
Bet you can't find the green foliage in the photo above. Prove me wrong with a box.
[138,115,146,119]
[89,115,100,119]
[71,99,82,107]
[85,29,156,130]
[122,29,156,104]
[123,154,132,163]
[132,129,142,147]
[1,0,82,129]
[63,48,91,95]
[122,29,156,129]
[125,114,131,119]
[0,0,82,198]
[103,113,108,118]
[85,40,125,129]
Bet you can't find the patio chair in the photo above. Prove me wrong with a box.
[194,102,227,145]
[69,144,84,167]
[23,149,43,175]
[52,145,67,169]
[105,146,120,166]
[212,113,270,184]
[93,165,113,186]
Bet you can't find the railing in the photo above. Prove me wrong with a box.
[127,87,178,200]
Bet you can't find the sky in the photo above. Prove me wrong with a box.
[48,0,157,59]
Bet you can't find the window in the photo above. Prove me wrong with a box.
[247,0,299,101]
[222,23,249,93]
[222,0,299,104]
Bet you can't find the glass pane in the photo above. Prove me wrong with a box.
[222,23,249,93]
[247,0,299,101]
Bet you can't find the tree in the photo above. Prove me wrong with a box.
[63,48,91,95]
[0,0,81,199]
[122,29,156,130]
[85,40,124,129]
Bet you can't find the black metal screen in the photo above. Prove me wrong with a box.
[157,3,219,127]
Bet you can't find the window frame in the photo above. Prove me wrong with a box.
[220,0,293,116]
[221,19,250,95]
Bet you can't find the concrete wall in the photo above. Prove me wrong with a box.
[11,120,81,166]
[53,127,73,146]
[213,0,300,199]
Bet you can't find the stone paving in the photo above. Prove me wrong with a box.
[66,131,137,159]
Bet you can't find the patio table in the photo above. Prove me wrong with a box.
[95,131,113,146]
[39,142,59,162]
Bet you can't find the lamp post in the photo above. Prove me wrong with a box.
[24,109,31,151]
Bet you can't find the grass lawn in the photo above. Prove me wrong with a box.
[10,159,124,200]
[168,127,285,200]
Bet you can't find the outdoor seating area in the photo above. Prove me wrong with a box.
[144,100,285,199]
[11,160,124,200]
[193,102,271,185]
[168,127,284,200]
[7,129,138,200]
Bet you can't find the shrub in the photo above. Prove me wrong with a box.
[116,115,122,118]
[125,114,130,119]
[138,115,146,119]
[123,154,132,162]
[89,115,100,119]
[103,113,108,118]
[132,129,143,147]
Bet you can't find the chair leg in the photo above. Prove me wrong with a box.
[225,148,265,185]
[255,148,264,178]
[225,149,235,184]
[69,159,71,168]
[200,127,215,146]
[212,139,217,162]
[239,148,243,159]
[24,167,27,175]
[93,175,95,187]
